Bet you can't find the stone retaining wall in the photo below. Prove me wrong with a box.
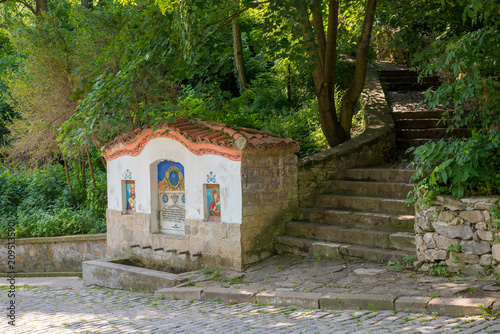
[241,150,298,266]
[297,65,395,207]
[0,234,107,273]
[415,196,500,275]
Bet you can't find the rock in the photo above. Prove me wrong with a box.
[484,284,500,292]
[438,211,456,223]
[480,254,492,267]
[475,222,487,231]
[483,210,490,221]
[459,210,484,224]
[436,196,467,210]
[434,250,447,260]
[424,249,447,261]
[453,253,480,264]
[416,250,425,261]
[477,230,493,241]
[461,264,485,276]
[434,234,458,250]
[474,201,494,210]
[432,221,473,240]
[423,233,436,248]
[353,268,387,276]
[415,235,426,252]
[461,241,491,255]
[413,260,424,269]
[462,197,491,204]
[424,249,435,261]
[415,216,433,232]
[492,244,500,262]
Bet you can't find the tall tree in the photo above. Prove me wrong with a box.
[156,0,378,147]
[0,0,48,16]
[295,0,377,146]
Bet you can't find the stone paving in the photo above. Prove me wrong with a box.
[184,256,500,301]
[1,281,499,333]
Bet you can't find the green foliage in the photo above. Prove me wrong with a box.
[60,1,185,150]
[447,244,462,254]
[488,204,500,228]
[0,163,106,239]
[408,131,500,203]
[0,31,18,146]
[387,255,415,272]
[428,262,449,277]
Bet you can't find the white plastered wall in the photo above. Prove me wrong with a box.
[106,137,242,225]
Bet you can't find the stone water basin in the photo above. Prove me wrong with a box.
[83,258,189,292]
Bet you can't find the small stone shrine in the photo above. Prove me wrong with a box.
[102,117,300,271]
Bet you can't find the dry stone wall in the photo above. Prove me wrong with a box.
[0,234,106,273]
[415,196,500,275]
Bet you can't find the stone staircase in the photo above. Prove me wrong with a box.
[379,61,471,154]
[275,167,417,263]
[379,67,439,92]
[274,61,472,264]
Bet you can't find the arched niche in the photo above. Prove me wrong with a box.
[150,159,186,235]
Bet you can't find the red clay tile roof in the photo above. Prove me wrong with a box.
[102,117,300,153]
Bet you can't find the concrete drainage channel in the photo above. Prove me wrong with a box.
[83,258,498,317]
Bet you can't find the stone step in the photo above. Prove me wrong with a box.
[299,208,414,232]
[330,180,414,198]
[391,110,447,120]
[285,221,415,251]
[394,118,450,129]
[275,236,415,263]
[383,82,436,92]
[396,128,471,139]
[315,194,414,215]
[397,138,433,150]
[380,76,438,84]
[380,69,418,78]
[345,168,415,183]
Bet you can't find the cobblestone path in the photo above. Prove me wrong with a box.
[2,285,499,333]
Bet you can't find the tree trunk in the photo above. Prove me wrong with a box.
[232,11,247,91]
[86,144,97,190]
[297,1,348,147]
[339,0,377,136]
[81,0,91,8]
[35,0,47,16]
[63,156,76,206]
[80,152,87,200]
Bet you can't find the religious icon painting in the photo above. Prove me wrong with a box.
[125,180,136,214]
[206,184,221,222]
[157,160,185,191]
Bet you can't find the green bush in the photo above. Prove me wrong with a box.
[0,164,106,239]
[408,130,500,204]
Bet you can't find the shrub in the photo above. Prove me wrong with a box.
[408,130,500,205]
[0,164,106,239]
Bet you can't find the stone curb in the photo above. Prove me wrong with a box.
[0,233,107,245]
[0,272,82,277]
[155,287,498,317]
